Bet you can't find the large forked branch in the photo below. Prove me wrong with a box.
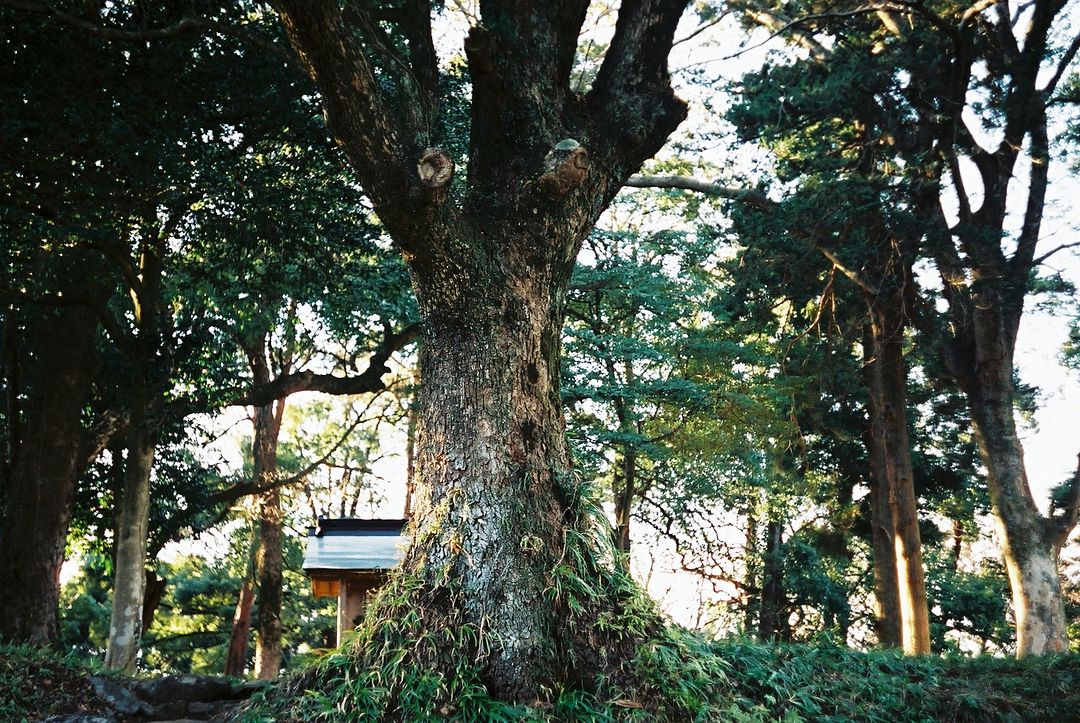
[232,324,420,408]
[275,3,438,249]
[462,1,590,195]
[589,0,692,178]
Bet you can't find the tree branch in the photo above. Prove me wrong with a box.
[1033,240,1080,265]
[0,0,221,40]
[1048,453,1080,548]
[231,324,420,408]
[275,2,439,249]
[589,0,691,181]
[1042,30,1080,98]
[209,413,368,504]
[625,175,775,211]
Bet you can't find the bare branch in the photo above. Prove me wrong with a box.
[210,413,367,504]
[817,247,878,295]
[1033,240,1080,265]
[232,324,420,408]
[625,174,774,211]
[673,12,728,47]
[1042,31,1080,98]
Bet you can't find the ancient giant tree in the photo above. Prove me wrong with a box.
[275,0,692,703]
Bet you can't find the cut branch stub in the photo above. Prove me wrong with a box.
[464,26,495,76]
[418,148,454,188]
[538,139,590,197]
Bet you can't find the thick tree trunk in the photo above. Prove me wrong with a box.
[968,365,1068,655]
[863,303,931,654]
[0,304,100,644]
[103,394,158,671]
[275,1,692,707]
[403,251,580,700]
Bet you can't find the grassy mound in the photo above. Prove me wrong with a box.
[233,488,1079,721]
[716,639,1080,722]
[236,633,1080,722]
[0,643,107,721]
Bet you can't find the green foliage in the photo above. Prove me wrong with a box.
[59,534,335,674]
[714,639,1080,722]
[924,548,1012,653]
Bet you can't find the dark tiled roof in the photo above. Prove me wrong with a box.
[302,518,408,573]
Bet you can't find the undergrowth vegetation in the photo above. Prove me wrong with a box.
[0,643,106,721]
[2,637,1078,721]
[234,632,1080,722]
[233,483,1080,722]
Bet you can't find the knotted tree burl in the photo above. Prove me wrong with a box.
[274,0,704,711]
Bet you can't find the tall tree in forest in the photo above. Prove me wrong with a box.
[271,0,700,705]
[708,0,1080,654]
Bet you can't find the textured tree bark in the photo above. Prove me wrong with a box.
[246,336,287,680]
[104,396,157,671]
[864,301,931,654]
[866,450,902,649]
[967,356,1069,655]
[405,253,576,698]
[225,561,256,677]
[253,488,284,679]
[0,303,100,644]
[276,0,692,703]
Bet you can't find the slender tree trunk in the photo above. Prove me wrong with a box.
[141,569,167,633]
[253,486,284,679]
[743,511,759,634]
[0,304,100,644]
[103,386,158,671]
[968,362,1069,655]
[613,445,636,556]
[758,518,789,641]
[103,229,167,672]
[225,545,257,677]
[249,341,286,680]
[863,324,902,650]
[864,301,931,654]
